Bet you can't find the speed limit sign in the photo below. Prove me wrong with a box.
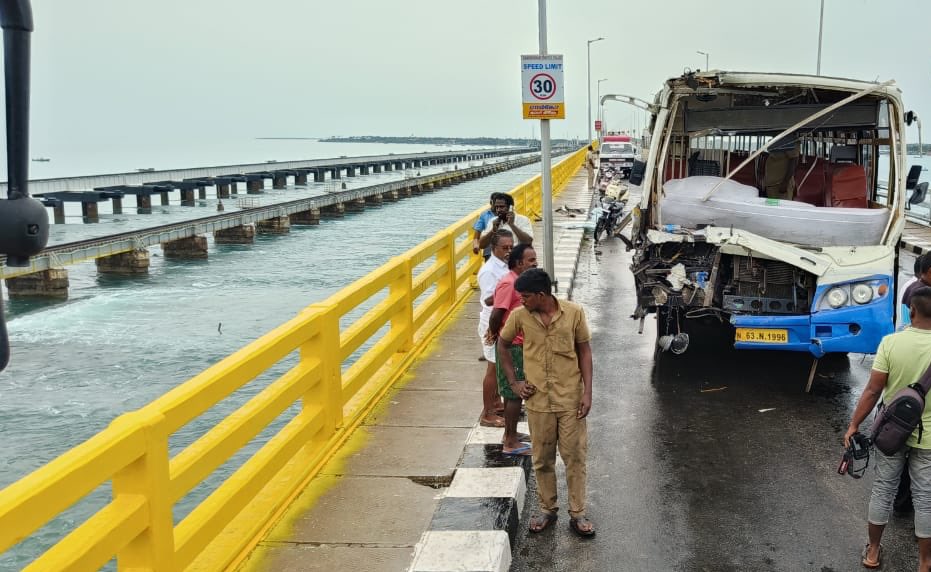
[521,54,564,119]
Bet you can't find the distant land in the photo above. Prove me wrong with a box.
[318,135,574,147]
[906,143,931,155]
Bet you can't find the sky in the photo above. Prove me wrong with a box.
[5,0,931,148]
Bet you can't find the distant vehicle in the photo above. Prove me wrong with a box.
[136,167,155,172]
[598,135,637,179]
[31,157,50,162]
[628,70,913,363]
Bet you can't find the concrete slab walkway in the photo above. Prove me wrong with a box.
[902,220,931,256]
[244,172,593,572]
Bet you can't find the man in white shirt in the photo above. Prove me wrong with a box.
[476,229,514,427]
[478,194,533,250]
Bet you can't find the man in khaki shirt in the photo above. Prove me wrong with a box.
[497,268,595,537]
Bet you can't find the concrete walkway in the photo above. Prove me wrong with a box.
[902,220,931,256]
[245,172,593,572]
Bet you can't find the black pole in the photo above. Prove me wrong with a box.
[1,1,32,199]
[0,0,45,371]
[0,0,47,267]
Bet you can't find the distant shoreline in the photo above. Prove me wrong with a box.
[318,135,557,146]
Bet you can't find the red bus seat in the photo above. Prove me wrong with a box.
[794,158,825,206]
[828,164,868,208]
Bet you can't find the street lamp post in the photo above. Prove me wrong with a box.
[596,78,608,138]
[696,50,709,71]
[587,37,604,143]
[816,0,825,75]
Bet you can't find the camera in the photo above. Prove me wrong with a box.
[838,432,871,479]
[849,433,871,460]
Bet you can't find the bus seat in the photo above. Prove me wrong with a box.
[761,149,798,200]
[829,164,868,208]
[794,158,825,206]
[727,153,757,188]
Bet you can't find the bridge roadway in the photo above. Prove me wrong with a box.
[0,154,542,280]
[0,147,527,196]
[249,182,931,571]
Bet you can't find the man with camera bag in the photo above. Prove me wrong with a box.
[845,286,931,569]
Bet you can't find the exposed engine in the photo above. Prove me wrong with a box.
[722,256,813,314]
[632,242,815,317]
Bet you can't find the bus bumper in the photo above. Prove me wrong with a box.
[731,303,893,357]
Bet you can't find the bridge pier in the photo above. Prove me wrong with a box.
[257,216,291,234]
[111,197,123,214]
[198,187,207,200]
[5,269,70,299]
[322,204,345,218]
[247,180,263,194]
[273,175,287,189]
[345,166,356,178]
[214,224,256,244]
[82,202,99,222]
[162,236,208,259]
[295,172,308,186]
[410,184,423,195]
[373,164,382,173]
[217,184,230,199]
[290,208,320,225]
[381,190,399,202]
[344,198,365,212]
[359,165,370,175]
[383,162,393,172]
[313,169,325,183]
[398,187,413,198]
[160,192,170,206]
[180,189,195,206]
[365,194,383,206]
[136,194,152,213]
[329,168,341,180]
[230,182,239,194]
[96,249,150,275]
[53,203,65,224]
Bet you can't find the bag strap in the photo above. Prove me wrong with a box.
[915,359,931,396]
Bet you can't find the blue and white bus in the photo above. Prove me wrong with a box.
[629,71,913,360]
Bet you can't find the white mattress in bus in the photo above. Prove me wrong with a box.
[660,177,889,247]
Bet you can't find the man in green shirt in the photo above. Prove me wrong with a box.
[845,286,931,569]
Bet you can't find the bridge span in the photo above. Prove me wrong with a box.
[1,147,527,197]
[0,154,543,293]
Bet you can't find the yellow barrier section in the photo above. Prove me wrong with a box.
[0,146,586,572]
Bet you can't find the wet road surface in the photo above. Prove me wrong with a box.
[509,240,921,571]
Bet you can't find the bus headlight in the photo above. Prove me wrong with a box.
[852,283,874,305]
[827,287,848,308]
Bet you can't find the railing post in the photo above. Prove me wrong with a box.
[390,258,415,352]
[303,304,343,435]
[112,409,175,571]
[439,231,458,309]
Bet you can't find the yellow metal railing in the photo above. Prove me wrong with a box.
[0,146,586,572]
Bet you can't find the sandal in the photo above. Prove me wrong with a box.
[528,512,557,533]
[479,416,505,428]
[861,543,881,569]
[569,516,596,538]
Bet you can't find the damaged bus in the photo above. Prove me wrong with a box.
[629,71,915,360]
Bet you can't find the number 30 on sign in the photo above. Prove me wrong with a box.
[521,54,565,119]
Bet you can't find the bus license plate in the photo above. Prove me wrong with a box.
[734,328,788,343]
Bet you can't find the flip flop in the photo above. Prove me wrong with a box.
[502,443,532,456]
[528,512,557,533]
[861,543,881,569]
[569,516,596,538]
[479,417,505,428]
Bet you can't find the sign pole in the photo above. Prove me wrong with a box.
[537,0,554,285]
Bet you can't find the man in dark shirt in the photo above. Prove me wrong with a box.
[903,254,931,310]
